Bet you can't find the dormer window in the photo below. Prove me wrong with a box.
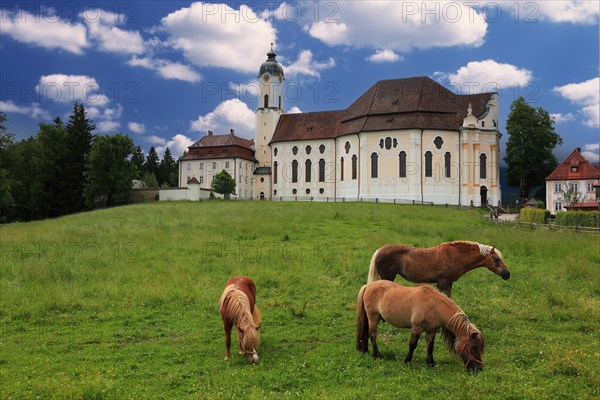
[571,166,578,173]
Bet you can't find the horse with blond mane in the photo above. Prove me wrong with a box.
[218,276,262,364]
[367,241,510,297]
[356,280,485,372]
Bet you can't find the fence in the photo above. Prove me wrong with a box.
[491,217,600,234]
[271,196,436,205]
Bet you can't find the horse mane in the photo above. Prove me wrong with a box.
[219,285,260,350]
[476,242,505,261]
[441,311,480,353]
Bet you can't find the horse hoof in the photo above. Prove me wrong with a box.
[427,362,436,367]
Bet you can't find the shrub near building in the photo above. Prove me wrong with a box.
[520,208,551,224]
[555,210,599,228]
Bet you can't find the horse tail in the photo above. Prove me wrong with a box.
[367,248,381,283]
[356,284,369,352]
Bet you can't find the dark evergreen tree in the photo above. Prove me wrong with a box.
[7,137,45,221]
[36,121,70,217]
[504,97,563,205]
[0,112,15,221]
[65,102,95,212]
[144,146,160,181]
[159,147,178,187]
[84,134,135,209]
[131,145,145,179]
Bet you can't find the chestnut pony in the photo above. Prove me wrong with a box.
[356,280,485,372]
[218,276,262,364]
[367,241,510,297]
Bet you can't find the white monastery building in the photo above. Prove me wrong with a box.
[177,47,502,206]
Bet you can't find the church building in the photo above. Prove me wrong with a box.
[178,47,502,206]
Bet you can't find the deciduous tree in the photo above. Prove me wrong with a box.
[211,170,236,199]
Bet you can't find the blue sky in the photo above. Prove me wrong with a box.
[1,1,599,164]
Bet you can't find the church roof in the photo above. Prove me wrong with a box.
[546,148,600,181]
[271,77,495,144]
[181,131,256,162]
[187,132,255,149]
[258,44,284,78]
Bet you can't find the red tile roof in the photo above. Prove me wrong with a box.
[188,132,255,149]
[271,77,495,144]
[546,149,600,181]
[180,132,256,162]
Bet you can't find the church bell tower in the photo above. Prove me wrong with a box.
[255,44,284,168]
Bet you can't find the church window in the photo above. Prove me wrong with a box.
[264,94,269,108]
[319,144,325,154]
[306,188,311,195]
[352,155,358,180]
[225,161,230,169]
[273,162,278,184]
[340,157,344,181]
[306,145,312,155]
[199,163,203,170]
[200,176,204,184]
[187,163,191,171]
[480,154,487,179]
[434,136,444,149]
[274,148,278,157]
[481,121,485,127]
[213,162,217,170]
[379,139,384,149]
[445,152,451,178]
[393,138,398,148]
[292,146,298,155]
[399,151,407,178]
[292,188,297,195]
[260,177,264,183]
[292,160,298,183]
[305,159,312,182]
[345,142,351,154]
[425,151,433,177]
[385,137,392,150]
[371,153,378,178]
[274,189,277,196]
[319,159,326,182]
[319,188,324,194]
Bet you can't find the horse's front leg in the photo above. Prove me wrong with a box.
[236,327,244,355]
[425,331,436,367]
[437,280,453,298]
[223,319,233,360]
[404,328,421,364]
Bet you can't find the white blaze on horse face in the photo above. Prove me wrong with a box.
[253,352,259,364]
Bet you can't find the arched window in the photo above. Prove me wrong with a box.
[480,154,487,179]
[305,145,312,155]
[340,157,344,181]
[305,159,312,183]
[399,151,407,178]
[444,152,451,178]
[292,160,298,183]
[319,144,325,154]
[425,151,433,178]
[371,153,378,178]
[352,155,358,180]
[273,161,278,184]
[292,146,298,155]
[263,94,268,108]
[319,159,325,182]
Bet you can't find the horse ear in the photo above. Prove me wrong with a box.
[470,331,479,340]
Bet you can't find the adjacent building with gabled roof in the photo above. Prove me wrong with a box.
[177,46,503,205]
[545,148,600,212]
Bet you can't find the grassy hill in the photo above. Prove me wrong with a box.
[1,201,598,399]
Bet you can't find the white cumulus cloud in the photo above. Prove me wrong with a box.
[128,56,201,83]
[306,1,487,52]
[37,74,110,106]
[553,77,600,128]
[82,9,145,55]
[190,99,255,138]
[128,122,146,134]
[0,100,51,120]
[284,50,336,78]
[443,60,533,90]
[367,49,402,63]
[496,1,600,25]
[160,2,276,73]
[156,134,194,158]
[1,10,88,54]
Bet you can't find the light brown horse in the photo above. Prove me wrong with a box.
[218,276,262,364]
[367,241,510,297]
[356,280,485,372]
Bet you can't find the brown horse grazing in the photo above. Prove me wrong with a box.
[218,276,262,364]
[367,241,510,297]
[356,281,485,372]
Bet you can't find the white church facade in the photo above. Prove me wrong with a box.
[176,47,502,206]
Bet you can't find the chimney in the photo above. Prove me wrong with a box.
[230,129,235,135]
[208,130,213,136]
[576,147,581,152]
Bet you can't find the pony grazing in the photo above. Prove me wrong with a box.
[367,240,510,297]
[218,276,262,364]
[356,281,485,372]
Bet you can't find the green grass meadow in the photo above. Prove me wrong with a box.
[1,201,599,399]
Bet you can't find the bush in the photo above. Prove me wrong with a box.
[555,211,599,227]
[520,208,551,224]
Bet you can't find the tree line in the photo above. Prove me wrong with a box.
[0,104,178,223]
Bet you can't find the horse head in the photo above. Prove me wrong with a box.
[482,246,511,280]
[457,331,485,372]
[240,324,260,364]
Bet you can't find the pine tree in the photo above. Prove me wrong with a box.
[65,102,95,212]
[144,146,160,181]
[159,147,178,187]
[131,145,145,179]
